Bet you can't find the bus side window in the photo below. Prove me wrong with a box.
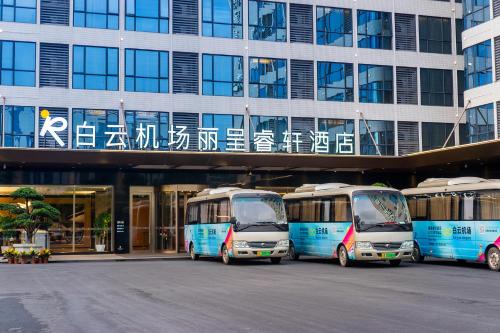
[476,191,500,220]
[429,193,452,221]
[187,204,199,225]
[217,199,230,223]
[210,200,219,224]
[461,193,474,220]
[286,200,300,222]
[200,202,210,224]
[334,196,352,222]
[300,199,313,222]
[321,197,332,222]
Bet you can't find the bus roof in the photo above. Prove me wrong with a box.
[283,184,401,200]
[402,177,500,195]
[188,188,281,204]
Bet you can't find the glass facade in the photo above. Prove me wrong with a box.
[317,62,354,102]
[202,54,243,97]
[126,0,169,33]
[248,0,287,42]
[359,120,394,156]
[419,16,452,54]
[0,40,35,87]
[72,109,119,149]
[420,68,453,107]
[422,122,454,150]
[357,10,392,50]
[0,105,35,147]
[250,115,288,152]
[456,18,463,55]
[358,64,393,104]
[0,0,36,23]
[125,49,169,93]
[463,103,495,143]
[316,6,352,47]
[74,0,119,30]
[457,70,465,107]
[202,113,245,151]
[318,118,355,155]
[463,0,490,30]
[249,57,287,99]
[125,111,169,150]
[203,0,243,39]
[73,45,119,91]
[464,39,492,90]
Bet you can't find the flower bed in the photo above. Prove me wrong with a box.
[3,247,51,264]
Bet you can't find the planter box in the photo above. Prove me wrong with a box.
[13,244,43,253]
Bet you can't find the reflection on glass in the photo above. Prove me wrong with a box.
[132,194,151,251]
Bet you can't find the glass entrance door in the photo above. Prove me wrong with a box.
[130,188,154,252]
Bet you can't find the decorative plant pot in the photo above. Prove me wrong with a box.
[42,257,49,264]
[95,244,106,252]
[8,258,16,264]
[32,257,40,264]
[20,257,30,264]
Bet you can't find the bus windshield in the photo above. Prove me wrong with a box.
[232,195,287,230]
[353,191,412,232]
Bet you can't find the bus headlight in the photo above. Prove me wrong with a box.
[276,240,289,247]
[233,241,249,248]
[400,241,414,250]
[355,241,373,250]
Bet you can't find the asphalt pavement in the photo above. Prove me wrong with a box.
[0,258,499,333]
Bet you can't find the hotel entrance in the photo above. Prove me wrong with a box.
[130,187,155,253]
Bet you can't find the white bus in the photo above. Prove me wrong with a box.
[184,188,289,264]
[284,183,413,267]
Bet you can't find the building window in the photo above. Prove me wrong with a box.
[359,120,394,156]
[422,122,454,151]
[202,113,245,151]
[125,111,169,150]
[463,103,495,143]
[0,106,35,147]
[358,64,393,104]
[317,62,353,102]
[249,57,287,99]
[202,0,243,39]
[419,16,451,54]
[126,0,169,33]
[125,49,168,93]
[250,115,288,152]
[457,70,465,107]
[420,68,453,107]
[357,10,392,50]
[318,118,355,155]
[456,18,463,55]
[0,0,36,23]
[202,54,243,97]
[316,6,352,47]
[73,45,119,91]
[463,0,490,30]
[72,109,119,149]
[248,0,286,42]
[74,0,119,30]
[0,40,36,87]
[464,39,492,90]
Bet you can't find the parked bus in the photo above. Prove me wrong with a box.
[402,177,500,271]
[284,183,413,267]
[184,187,289,265]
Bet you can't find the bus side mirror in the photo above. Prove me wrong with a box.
[354,215,361,228]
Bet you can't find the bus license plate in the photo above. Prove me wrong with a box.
[257,251,271,256]
[382,253,396,259]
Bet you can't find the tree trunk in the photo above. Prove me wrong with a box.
[26,230,34,244]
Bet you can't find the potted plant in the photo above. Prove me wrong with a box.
[30,248,40,264]
[38,249,51,264]
[0,188,60,253]
[94,212,111,252]
[19,250,31,264]
[3,248,18,264]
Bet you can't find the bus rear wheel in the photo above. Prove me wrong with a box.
[222,245,232,265]
[487,247,500,272]
[270,257,282,264]
[338,245,352,267]
[189,243,199,261]
[289,242,300,261]
[411,244,424,263]
[389,259,402,267]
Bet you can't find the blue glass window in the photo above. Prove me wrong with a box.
[73,45,119,91]
[463,103,494,143]
[203,54,243,97]
[458,70,465,107]
[318,118,355,155]
[456,19,463,55]
[249,57,287,99]
[125,111,169,150]
[359,64,393,104]
[125,49,168,93]
[419,16,452,54]
[203,0,243,38]
[0,0,36,23]
[357,10,392,50]
[72,109,119,149]
[202,113,244,151]
[317,62,353,102]
[0,105,35,147]
[74,0,119,30]
[316,6,352,47]
[464,39,492,90]
[248,0,286,42]
[420,68,453,107]
[126,0,169,33]
[422,122,454,151]
[250,115,288,152]
[359,120,394,156]
[463,0,490,30]
[0,40,36,87]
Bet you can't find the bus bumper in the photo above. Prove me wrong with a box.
[233,247,288,259]
[354,249,413,261]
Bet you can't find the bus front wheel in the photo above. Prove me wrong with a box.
[189,243,199,261]
[222,245,232,265]
[289,242,300,261]
[411,244,424,263]
[338,245,352,267]
[487,247,500,272]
